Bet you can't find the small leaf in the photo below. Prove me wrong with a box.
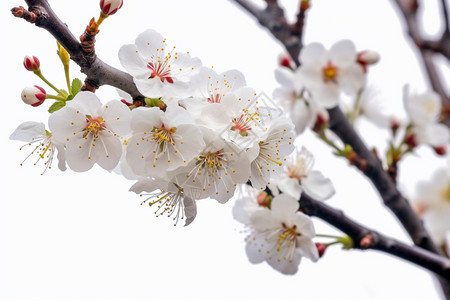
[48,101,66,113]
[71,78,82,96]
[58,89,69,98]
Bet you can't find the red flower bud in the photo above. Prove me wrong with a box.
[405,133,417,148]
[434,145,447,156]
[100,0,123,16]
[23,56,40,72]
[21,85,46,107]
[315,242,327,258]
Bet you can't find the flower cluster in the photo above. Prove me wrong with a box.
[273,40,373,134]
[11,29,296,227]
[233,188,319,274]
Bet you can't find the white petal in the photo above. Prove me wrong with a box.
[10,121,45,142]
[302,170,335,201]
[329,40,357,66]
[299,42,327,67]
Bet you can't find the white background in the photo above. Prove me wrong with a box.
[1,0,449,299]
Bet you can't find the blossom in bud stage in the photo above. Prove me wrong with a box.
[100,0,123,16]
[247,118,295,191]
[278,52,295,69]
[243,194,319,275]
[130,177,197,226]
[23,55,40,72]
[48,91,131,172]
[434,145,447,156]
[315,243,327,257]
[275,147,335,200]
[357,50,380,72]
[119,29,202,98]
[21,86,46,107]
[10,121,66,174]
[414,168,450,245]
[125,102,205,178]
[297,40,366,108]
[403,86,450,147]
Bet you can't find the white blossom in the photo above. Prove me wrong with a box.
[276,147,335,200]
[130,177,197,226]
[125,102,205,178]
[10,121,66,174]
[247,118,295,191]
[176,128,251,203]
[414,168,450,245]
[119,29,202,98]
[297,40,365,108]
[403,86,450,147]
[243,193,318,275]
[48,91,131,172]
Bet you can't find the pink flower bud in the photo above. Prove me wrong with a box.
[405,133,417,148]
[100,0,123,16]
[23,56,40,72]
[21,85,46,107]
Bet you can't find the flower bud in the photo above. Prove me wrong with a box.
[23,56,40,72]
[57,42,70,66]
[21,85,46,107]
[405,133,417,148]
[278,53,294,69]
[257,191,272,208]
[434,145,447,156]
[357,50,380,72]
[315,242,327,258]
[100,0,123,16]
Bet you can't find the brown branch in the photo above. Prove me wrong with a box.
[12,0,145,102]
[231,0,304,65]
[231,0,450,296]
[300,193,450,281]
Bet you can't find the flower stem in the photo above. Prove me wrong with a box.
[46,94,66,101]
[34,70,63,95]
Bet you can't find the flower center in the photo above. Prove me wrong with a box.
[140,183,186,226]
[84,116,105,138]
[147,61,174,83]
[152,124,176,153]
[322,61,338,82]
[207,94,222,103]
[286,158,308,180]
[277,223,300,252]
[231,111,258,136]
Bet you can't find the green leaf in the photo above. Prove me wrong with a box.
[71,78,82,96]
[48,101,66,113]
[58,89,69,98]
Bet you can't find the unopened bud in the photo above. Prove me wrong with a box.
[315,242,327,258]
[100,0,123,16]
[21,85,46,107]
[405,133,417,148]
[257,191,272,208]
[434,145,447,156]
[23,56,40,72]
[312,113,329,132]
[357,50,380,72]
[57,42,70,66]
[278,53,293,68]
